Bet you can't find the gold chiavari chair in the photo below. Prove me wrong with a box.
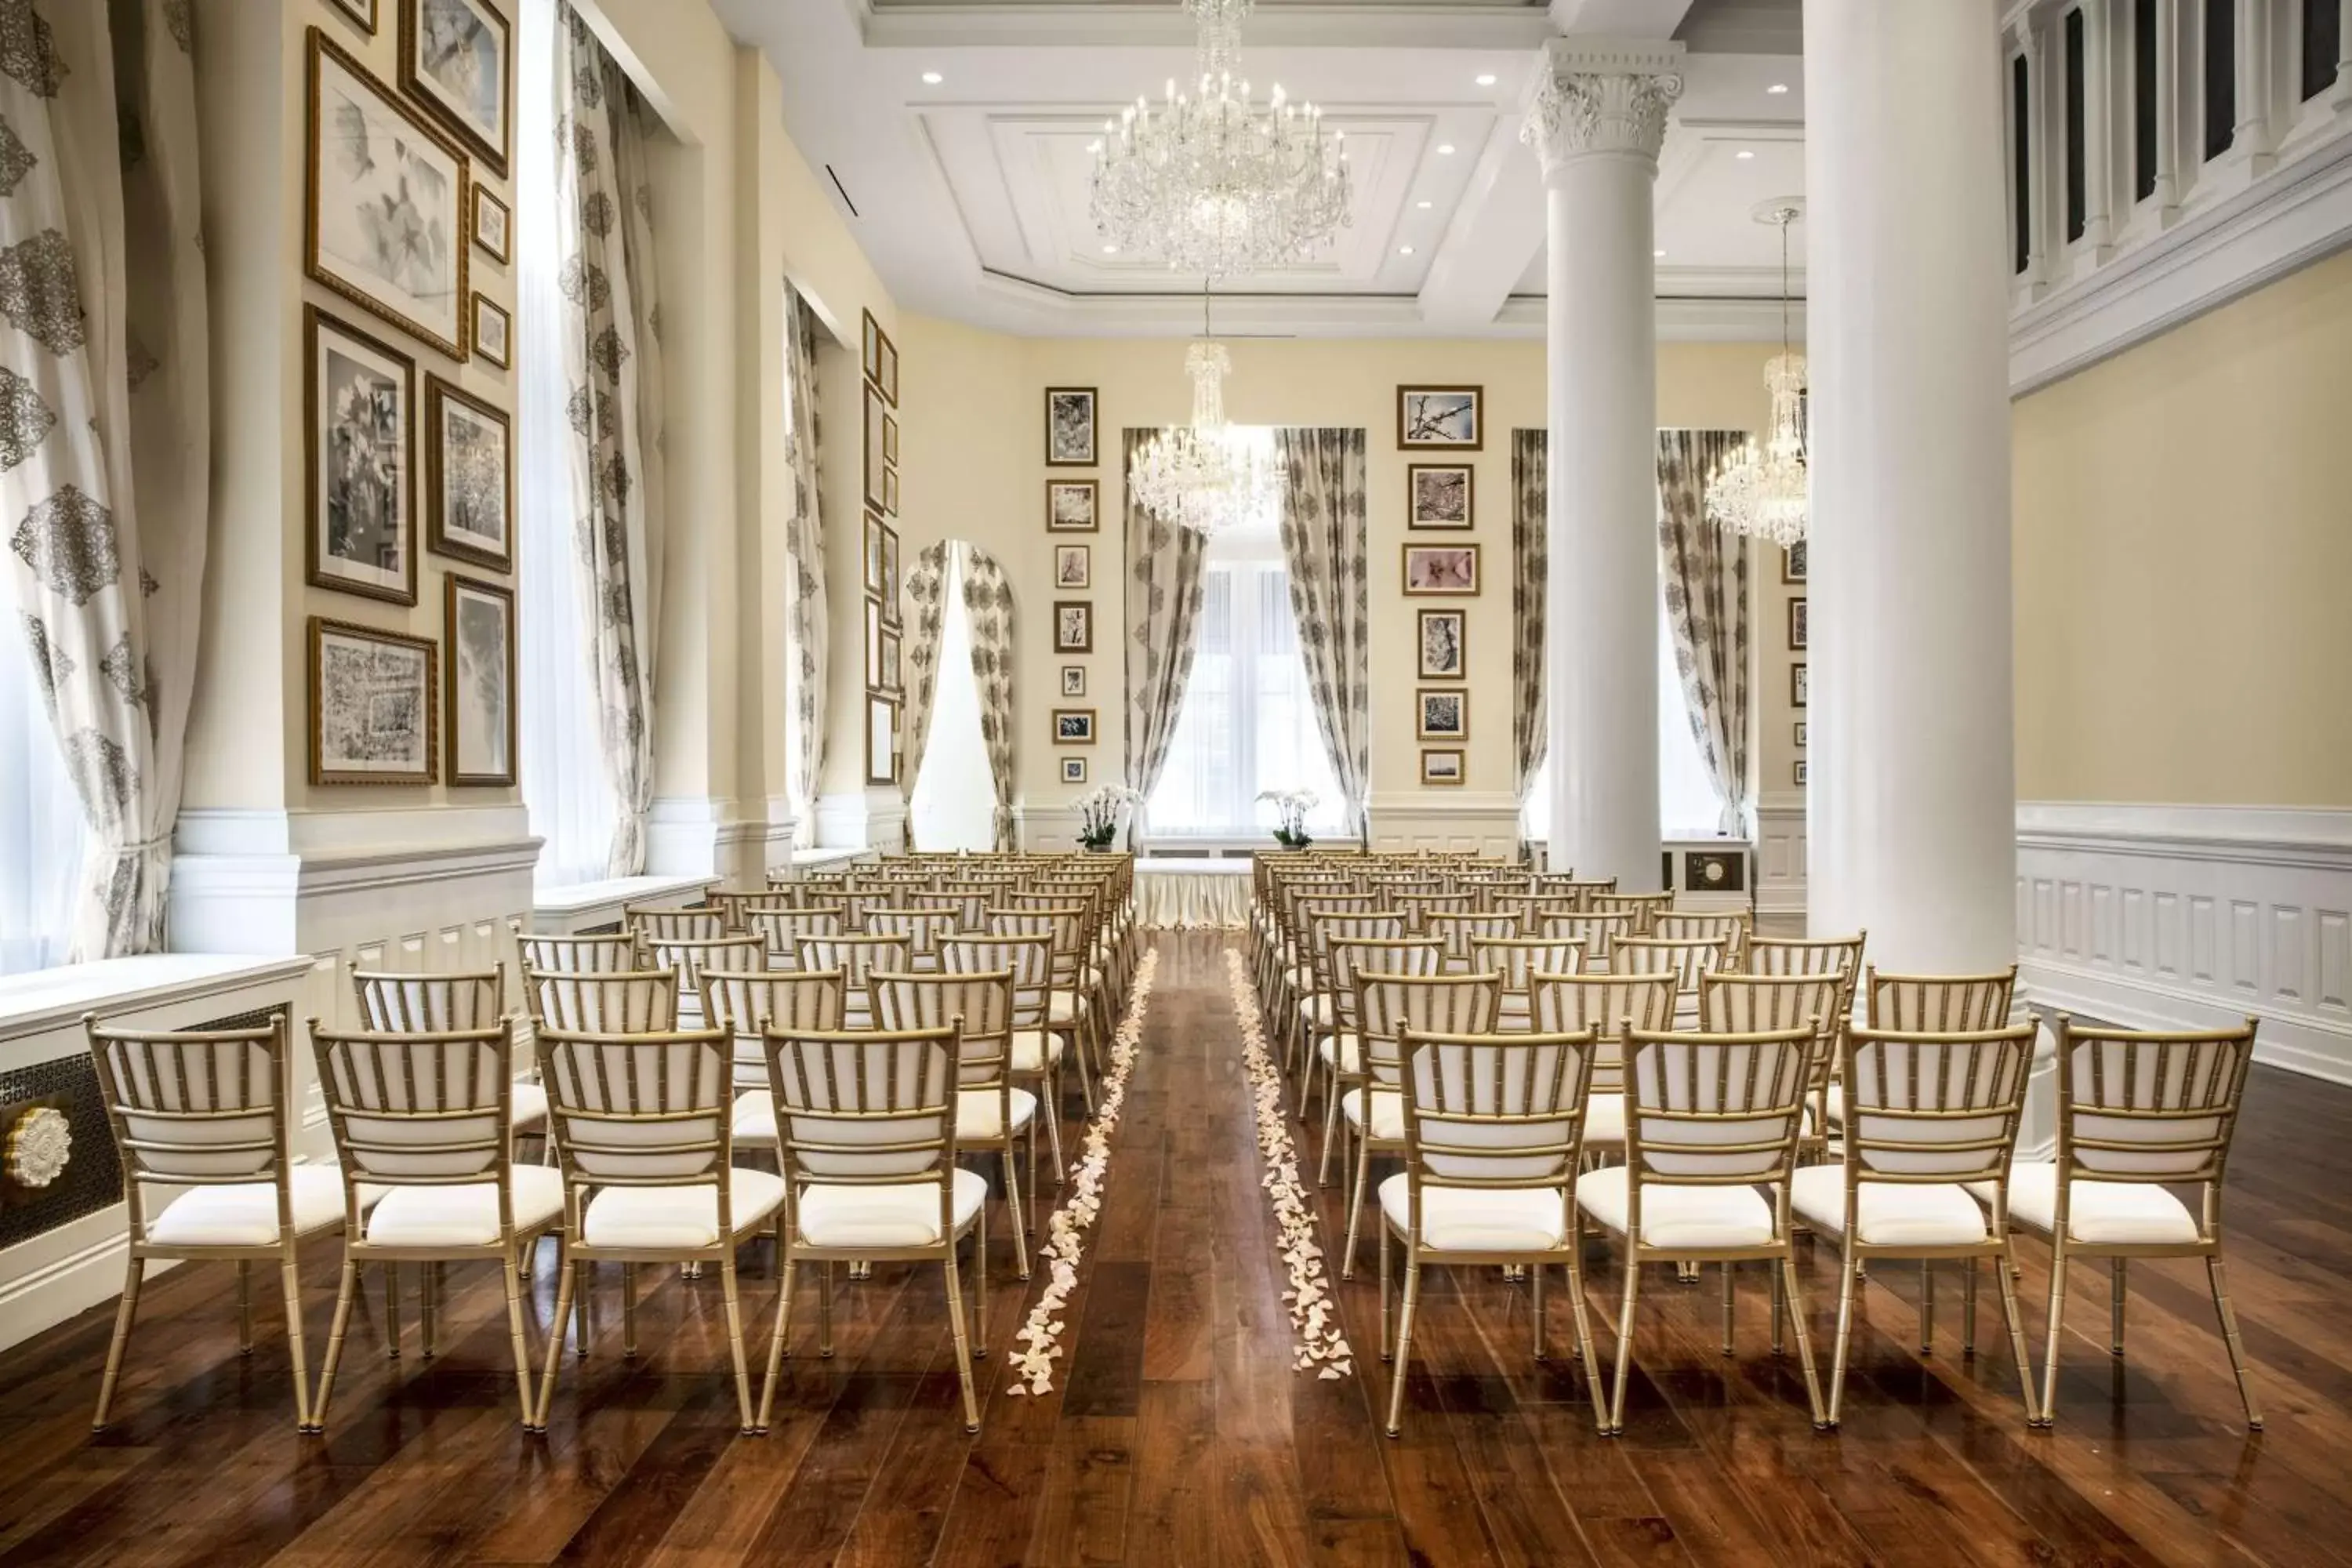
[1747,931,1867,985]
[351,965,548,1163]
[943,935,1066,1190]
[628,905,728,942]
[699,968,846,1163]
[521,932,638,975]
[1610,936,1739,1024]
[525,967,679,1033]
[865,906,960,973]
[1278,888,1377,1060]
[709,889,796,932]
[1591,891,1672,935]
[307,1019,561,1429]
[1427,911,1523,974]
[1652,911,1751,964]
[85,1013,339,1432]
[1474,937,1586,1032]
[1492,892,1583,931]
[906,888,989,931]
[1699,972,1844,1160]
[1397,891,1474,935]
[985,906,1097,1115]
[1579,1024,1830,1434]
[1541,874,1616,907]
[1300,910,1409,1116]
[644,935,769,1028]
[1530,974,1675,1169]
[749,907,846,969]
[797,934,910,1029]
[1542,910,1635,971]
[760,1024,988,1433]
[1791,1022,2040,1426]
[1998,1016,2263,1430]
[534,1022,782,1435]
[1381,1028,1605,1437]
[1340,970,1502,1277]
[876,969,1033,1278]
[1867,965,2016,1029]
[1316,937,1443,1188]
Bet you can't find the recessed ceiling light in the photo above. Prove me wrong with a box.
[1766,82,1789,95]
[1415,198,1433,209]
[1736,149,1755,160]
[1102,243,1118,254]
[1436,143,1456,155]
[1475,73,1497,87]
[1399,245,1416,256]
[920,71,943,85]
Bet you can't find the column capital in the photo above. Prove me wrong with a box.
[1520,36,1686,175]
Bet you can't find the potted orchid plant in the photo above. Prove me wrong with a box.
[1074,784,1140,851]
[1258,788,1319,850]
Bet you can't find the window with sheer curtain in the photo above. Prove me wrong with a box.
[0,616,85,975]
[516,0,617,887]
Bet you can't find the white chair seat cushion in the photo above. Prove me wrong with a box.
[1984,1163,2200,1246]
[1789,1167,1989,1247]
[581,1167,788,1248]
[1583,1092,1625,1149]
[1298,994,1335,1029]
[1318,1033,1363,1073]
[510,1081,548,1132]
[1574,1166,1774,1250]
[147,1166,347,1247]
[365,1166,567,1247]
[1285,965,1313,993]
[1047,993,1083,1024]
[732,1087,777,1145]
[797,1167,989,1249]
[1822,1081,1845,1127]
[956,1087,1038,1142]
[1010,1030,1066,1073]
[1378,1173,1571,1253]
[1340,1087,1403,1141]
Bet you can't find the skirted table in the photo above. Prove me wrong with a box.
[1134,856,1252,931]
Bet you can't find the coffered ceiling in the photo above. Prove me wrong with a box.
[710,0,1808,338]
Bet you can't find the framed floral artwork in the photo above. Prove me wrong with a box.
[423,375,513,572]
[399,0,512,179]
[305,306,417,606]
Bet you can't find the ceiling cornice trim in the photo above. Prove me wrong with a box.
[861,4,1556,53]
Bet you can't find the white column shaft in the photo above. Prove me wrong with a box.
[1803,0,2016,973]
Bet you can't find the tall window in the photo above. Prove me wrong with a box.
[0,622,85,974]
[2306,0,2344,102]
[2013,51,2034,274]
[910,544,994,851]
[2204,0,2237,162]
[2064,7,2089,242]
[2134,0,2160,202]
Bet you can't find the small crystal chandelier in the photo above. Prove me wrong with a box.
[1129,285,1276,538]
[1707,204,1809,547]
[1089,0,1352,277]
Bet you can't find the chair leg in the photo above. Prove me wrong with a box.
[383,1262,401,1358]
[502,1249,535,1428]
[943,1253,982,1434]
[574,1260,592,1357]
[818,1260,835,1358]
[1994,1246,2040,1425]
[1532,1261,1548,1361]
[1919,1260,1933,1356]
[1778,1251,1829,1430]
[1341,1125,1373,1279]
[1770,1260,1786,1357]
[1565,1254,1608,1437]
[281,1247,315,1434]
[1963,1258,1979,1359]
[314,1255,361,1432]
[538,1249,576,1431]
[2205,1254,2263,1431]
[622,1262,639,1359]
[1044,1069,1066,1184]
[2037,1240,2069,1428]
[1385,1259,1422,1438]
[720,1255,756,1436]
[92,1254,144,1431]
[1317,1079,1344,1189]
[1828,1249,1860,1428]
[1002,1146,1030,1280]
[238,1261,254,1356]
[1377,1222,1392,1361]
[1721,1263,1736,1357]
[758,1246,797,1433]
[2108,1258,2125,1356]
[974,1207,990,1356]
[420,1261,437,1359]
[1606,1254,1642,1436]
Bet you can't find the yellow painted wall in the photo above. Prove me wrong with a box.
[2013,246,2352,808]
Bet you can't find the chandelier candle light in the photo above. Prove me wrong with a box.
[1707,203,1809,547]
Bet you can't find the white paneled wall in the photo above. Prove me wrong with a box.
[2015,802,2352,1081]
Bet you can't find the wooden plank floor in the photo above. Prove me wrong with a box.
[3,932,2349,1565]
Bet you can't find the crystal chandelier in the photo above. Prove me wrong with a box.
[1129,287,1277,538]
[1089,0,1352,278]
[1707,205,1809,548]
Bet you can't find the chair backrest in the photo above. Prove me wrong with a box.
[875,970,1014,1089]
[527,968,680,1033]
[1397,892,1473,932]
[1473,938,1586,1004]
[1610,935,1735,993]
[766,1025,959,1189]
[1698,972,1842,1035]
[749,907,845,967]
[535,1025,734,1186]
[1651,912,1749,957]
[87,1014,293,1188]
[700,968,846,1088]
[1541,911,1634,965]
[1426,911,1522,963]
[310,1021,511,1188]
[352,965,505,1032]
[1745,931,1866,981]
[1867,966,2016,1031]
[1622,1025,1815,1187]
[521,933,637,975]
[1591,891,1672,934]
[904,889,989,929]
[710,889,796,931]
[629,906,727,943]
[2055,1014,2257,1188]
[646,935,770,996]
[1399,1029,1595,1192]
[1530,973,1675,1091]
[1358,973,1503,1087]
[798,934,909,1025]
[1328,938,1442,1032]
[1842,1023,2035,1185]
[865,906,959,957]
[941,935,1051,1031]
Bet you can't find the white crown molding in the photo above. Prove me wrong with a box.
[860,4,1555,53]
[2008,120,2352,395]
[2016,801,2352,872]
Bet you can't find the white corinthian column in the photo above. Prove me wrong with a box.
[1522,38,1684,890]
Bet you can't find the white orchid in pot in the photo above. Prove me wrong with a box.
[1258,788,1319,850]
[1074,783,1140,851]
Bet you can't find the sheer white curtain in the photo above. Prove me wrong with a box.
[0,612,85,975]
[517,0,616,887]
[909,544,995,851]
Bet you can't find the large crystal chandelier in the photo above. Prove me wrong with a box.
[1089,0,1352,277]
[1129,287,1277,538]
[1707,205,1809,547]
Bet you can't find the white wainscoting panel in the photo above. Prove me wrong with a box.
[2015,802,2352,1083]
[1367,791,1522,859]
[1755,795,1807,922]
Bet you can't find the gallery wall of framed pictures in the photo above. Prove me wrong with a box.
[299,0,518,793]
[1397,384,1486,790]
[863,310,906,785]
[1045,387,1101,773]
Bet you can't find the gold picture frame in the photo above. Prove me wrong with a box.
[470,183,510,263]
[443,573,517,787]
[1046,387,1098,466]
[423,374,514,572]
[308,616,438,786]
[1421,748,1466,786]
[1054,601,1093,653]
[1406,463,1474,528]
[397,0,512,180]
[1401,543,1480,596]
[1416,687,1469,740]
[1398,384,1483,451]
[470,292,510,368]
[304,305,418,607]
[1052,708,1098,745]
[1047,478,1099,532]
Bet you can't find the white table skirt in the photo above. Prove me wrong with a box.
[1136,857,1252,930]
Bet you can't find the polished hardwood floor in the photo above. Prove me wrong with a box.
[2,933,2347,1565]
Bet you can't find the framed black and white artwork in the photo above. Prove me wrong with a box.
[1417,608,1465,680]
[1788,596,1808,651]
[424,376,513,572]
[1398,385,1482,451]
[309,617,437,786]
[305,307,417,606]
[399,0,512,179]
[1402,543,1479,596]
[444,575,516,786]
[1046,387,1097,466]
[1047,479,1098,532]
[1054,601,1093,654]
[1062,757,1088,785]
[1791,662,1809,707]
[307,31,470,359]
[1055,545,1091,590]
[1053,708,1097,745]
[471,183,510,263]
[866,695,898,785]
[470,293,510,368]
[1782,539,1808,583]
[1061,665,1087,698]
[1407,463,1473,528]
[1421,748,1465,786]
[1417,688,1468,741]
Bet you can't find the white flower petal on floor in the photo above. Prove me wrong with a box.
[1005,948,1161,1396]
[1225,948,1353,1379]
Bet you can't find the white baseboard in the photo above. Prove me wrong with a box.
[2015,801,2352,1084]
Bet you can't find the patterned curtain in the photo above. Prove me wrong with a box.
[960,546,1018,850]
[897,540,949,816]
[1273,427,1371,840]
[1657,430,1751,834]
[1,0,208,959]
[1121,427,1204,848]
[1511,430,1548,852]
[782,289,827,845]
[553,6,666,876]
